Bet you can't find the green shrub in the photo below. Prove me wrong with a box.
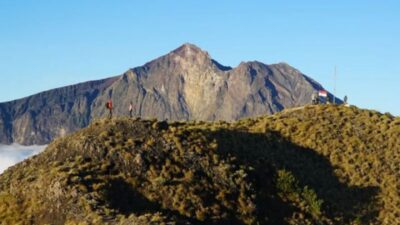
[276,169,300,194]
[302,186,323,218]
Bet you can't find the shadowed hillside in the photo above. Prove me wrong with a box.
[0,105,398,224]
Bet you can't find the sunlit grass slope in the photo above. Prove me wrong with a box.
[0,105,398,224]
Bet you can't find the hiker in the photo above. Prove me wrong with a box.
[344,95,350,106]
[311,92,318,105]
[326,95,331,104]
[129,101,133,118]
[106,99,113,119]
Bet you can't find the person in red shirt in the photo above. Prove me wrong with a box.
[106,99,113,119]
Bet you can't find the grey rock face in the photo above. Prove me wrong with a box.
[0,43,335,145]
[0,77,118,145]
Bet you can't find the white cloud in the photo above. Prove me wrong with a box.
[0,144,47,174]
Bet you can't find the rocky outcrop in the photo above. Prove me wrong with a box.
[0,43,337,144]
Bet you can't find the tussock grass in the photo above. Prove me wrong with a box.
[0,105,398,224]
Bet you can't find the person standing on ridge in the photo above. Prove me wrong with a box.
[326,95,331,104]
[129,101,133,118]
[311,92,318,105]
[344,95,349,106]
[106,99,113,119]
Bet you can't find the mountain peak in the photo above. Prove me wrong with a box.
[0,43,337,146]
[272,62,301,74]
[171,43,210,59]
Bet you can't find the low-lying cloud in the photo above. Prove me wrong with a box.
[0,144,47,174]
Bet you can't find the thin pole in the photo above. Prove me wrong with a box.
[334,66,337,104]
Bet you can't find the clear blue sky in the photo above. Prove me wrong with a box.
[0,0,399,115]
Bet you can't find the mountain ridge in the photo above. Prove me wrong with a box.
[0,43,337,145]
[0,105,398,224]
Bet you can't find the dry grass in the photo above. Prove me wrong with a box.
[0,105,398,224]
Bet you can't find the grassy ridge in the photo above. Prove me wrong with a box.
[0,105,398,224]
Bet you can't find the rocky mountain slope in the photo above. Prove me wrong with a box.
[0,43,337,145]
[0,105,398,225]
[0,77,119,145]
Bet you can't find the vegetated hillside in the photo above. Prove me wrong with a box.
[0,43,338,145]
[0,105,398,225]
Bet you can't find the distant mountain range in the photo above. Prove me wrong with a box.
[0,43,337,145]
